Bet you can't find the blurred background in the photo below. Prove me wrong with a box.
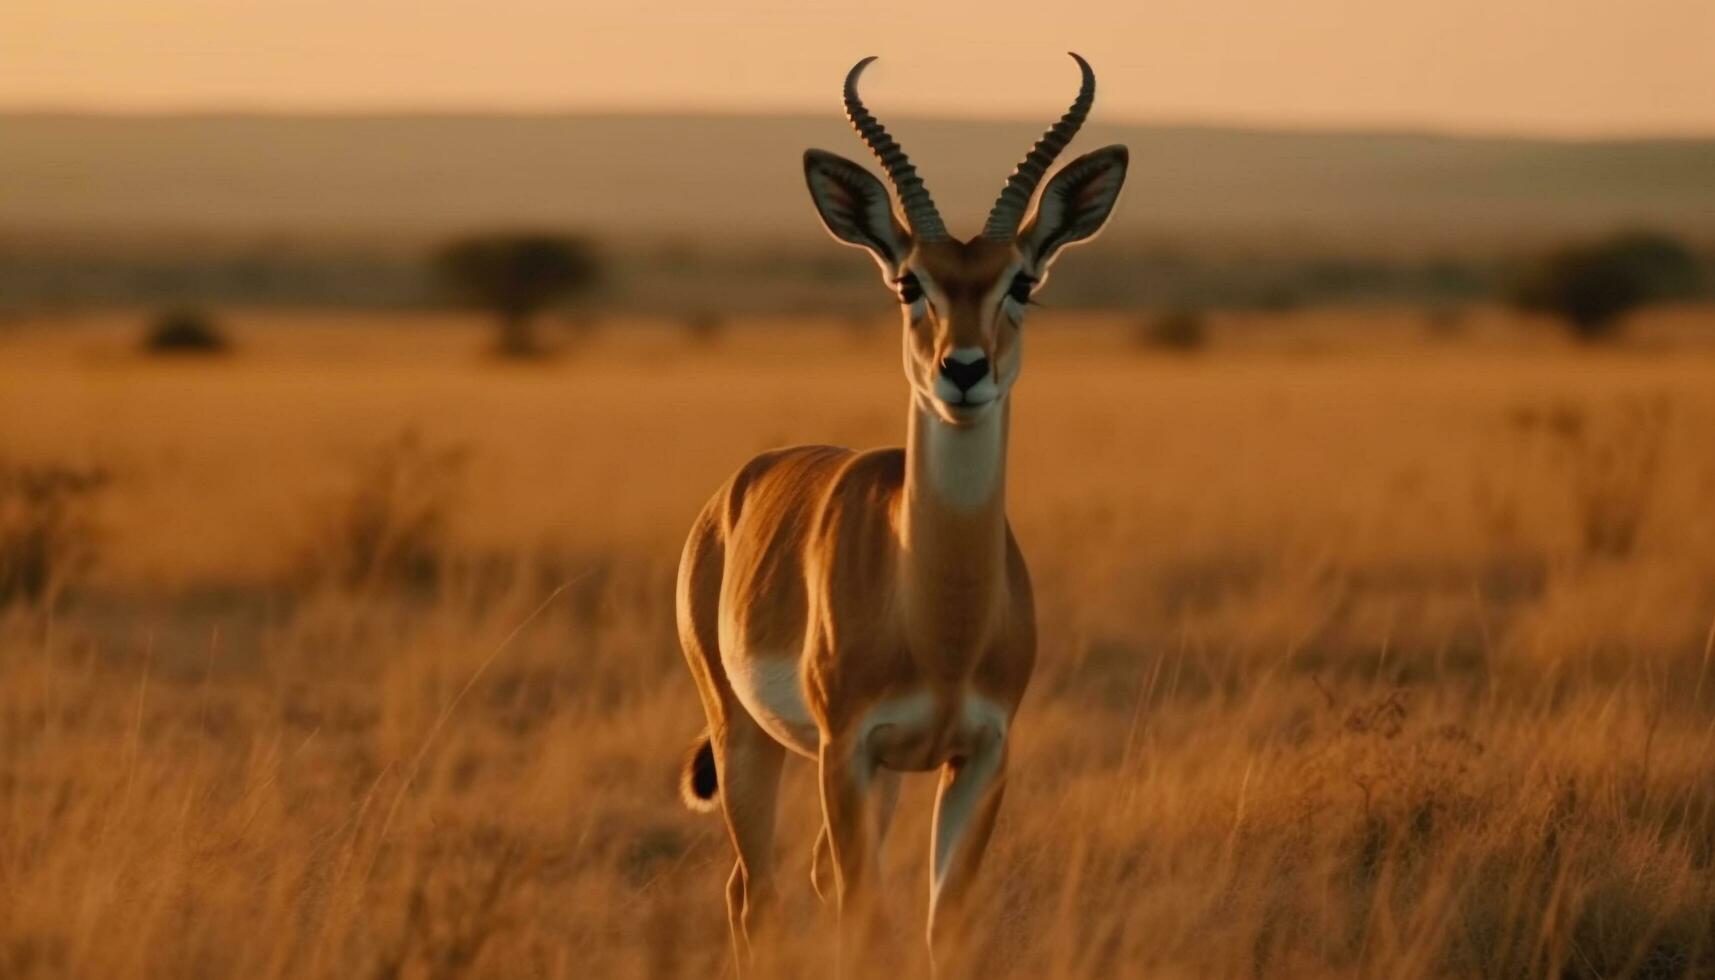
[5,3,1715,977]
[2,0,1713,341]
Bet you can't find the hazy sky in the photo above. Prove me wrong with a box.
[5,0,1713,136]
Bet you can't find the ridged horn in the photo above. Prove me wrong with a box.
[843,57,950,243]
[982,52,1096,241]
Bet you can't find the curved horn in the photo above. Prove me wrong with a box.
[843,57,949,243]
[982,52,1096,241]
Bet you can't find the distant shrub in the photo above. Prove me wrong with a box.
[434,232,601,358]
[682,310,724,346]
[1508,231,1701,342]
[302,430,469,594]
[0,460,110,606]
[1137,309,1208,352]
[143,308,229,355]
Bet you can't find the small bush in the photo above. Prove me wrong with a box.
[0,460,111,606]
[1508,231,1701,342]
[682,310,724,346]
[1137,309,1208,352]
[143,308,229,355]
[434,233,601,358]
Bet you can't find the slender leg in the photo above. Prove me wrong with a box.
[927,735,1007,973]
[717,713,787,972]
[810,826,832,905]
[819,737,889,973]
[812,769,900,904]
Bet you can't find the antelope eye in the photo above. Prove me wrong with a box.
[1007,272,1036,305]
[896,273,923,305]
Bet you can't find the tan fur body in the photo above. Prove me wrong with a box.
[678,406,1036,968]
[678,419,1037,763]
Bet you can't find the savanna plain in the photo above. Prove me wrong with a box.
[3,309,1715,979]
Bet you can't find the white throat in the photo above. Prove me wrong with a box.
[919,402,1006,509]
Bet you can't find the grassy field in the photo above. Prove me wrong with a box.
[2,309,1715,978]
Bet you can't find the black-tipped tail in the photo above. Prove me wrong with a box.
[680,733,719,813]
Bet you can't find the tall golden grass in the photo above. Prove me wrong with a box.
[2,310,1714,978]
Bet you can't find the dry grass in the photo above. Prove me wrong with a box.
[3,309,1715,978]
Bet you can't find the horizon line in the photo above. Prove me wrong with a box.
[4,102,1714,145]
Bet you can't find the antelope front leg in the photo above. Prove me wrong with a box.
[812,769,900,904]
[927,731,1007,972]
[818,737,889,971]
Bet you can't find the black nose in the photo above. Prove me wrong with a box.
[938,355,990,392]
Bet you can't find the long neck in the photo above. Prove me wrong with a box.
[899,395,1012,668]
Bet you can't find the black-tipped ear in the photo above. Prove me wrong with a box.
[1018,145,1128,270]
[804,149,910,271]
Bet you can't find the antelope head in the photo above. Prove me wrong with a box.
[804,53,1128,428]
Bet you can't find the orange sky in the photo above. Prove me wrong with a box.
[4,0,1713,136]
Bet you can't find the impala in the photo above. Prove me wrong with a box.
[676,53,1128,971]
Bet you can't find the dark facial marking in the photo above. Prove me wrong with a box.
[896,272,923,305]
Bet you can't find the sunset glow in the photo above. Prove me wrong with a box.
[4,0,1713,135]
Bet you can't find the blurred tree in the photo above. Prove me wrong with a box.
[143,307,229,355]
[433,233,600,357]
[682,310,724,347]
[1508,231,1702,342]
[1136,308,1208,352]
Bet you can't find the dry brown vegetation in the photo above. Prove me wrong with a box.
[3,309,1715,978]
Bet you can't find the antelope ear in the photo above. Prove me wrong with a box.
[1018,145,1128,271]
[804,149,910,272]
